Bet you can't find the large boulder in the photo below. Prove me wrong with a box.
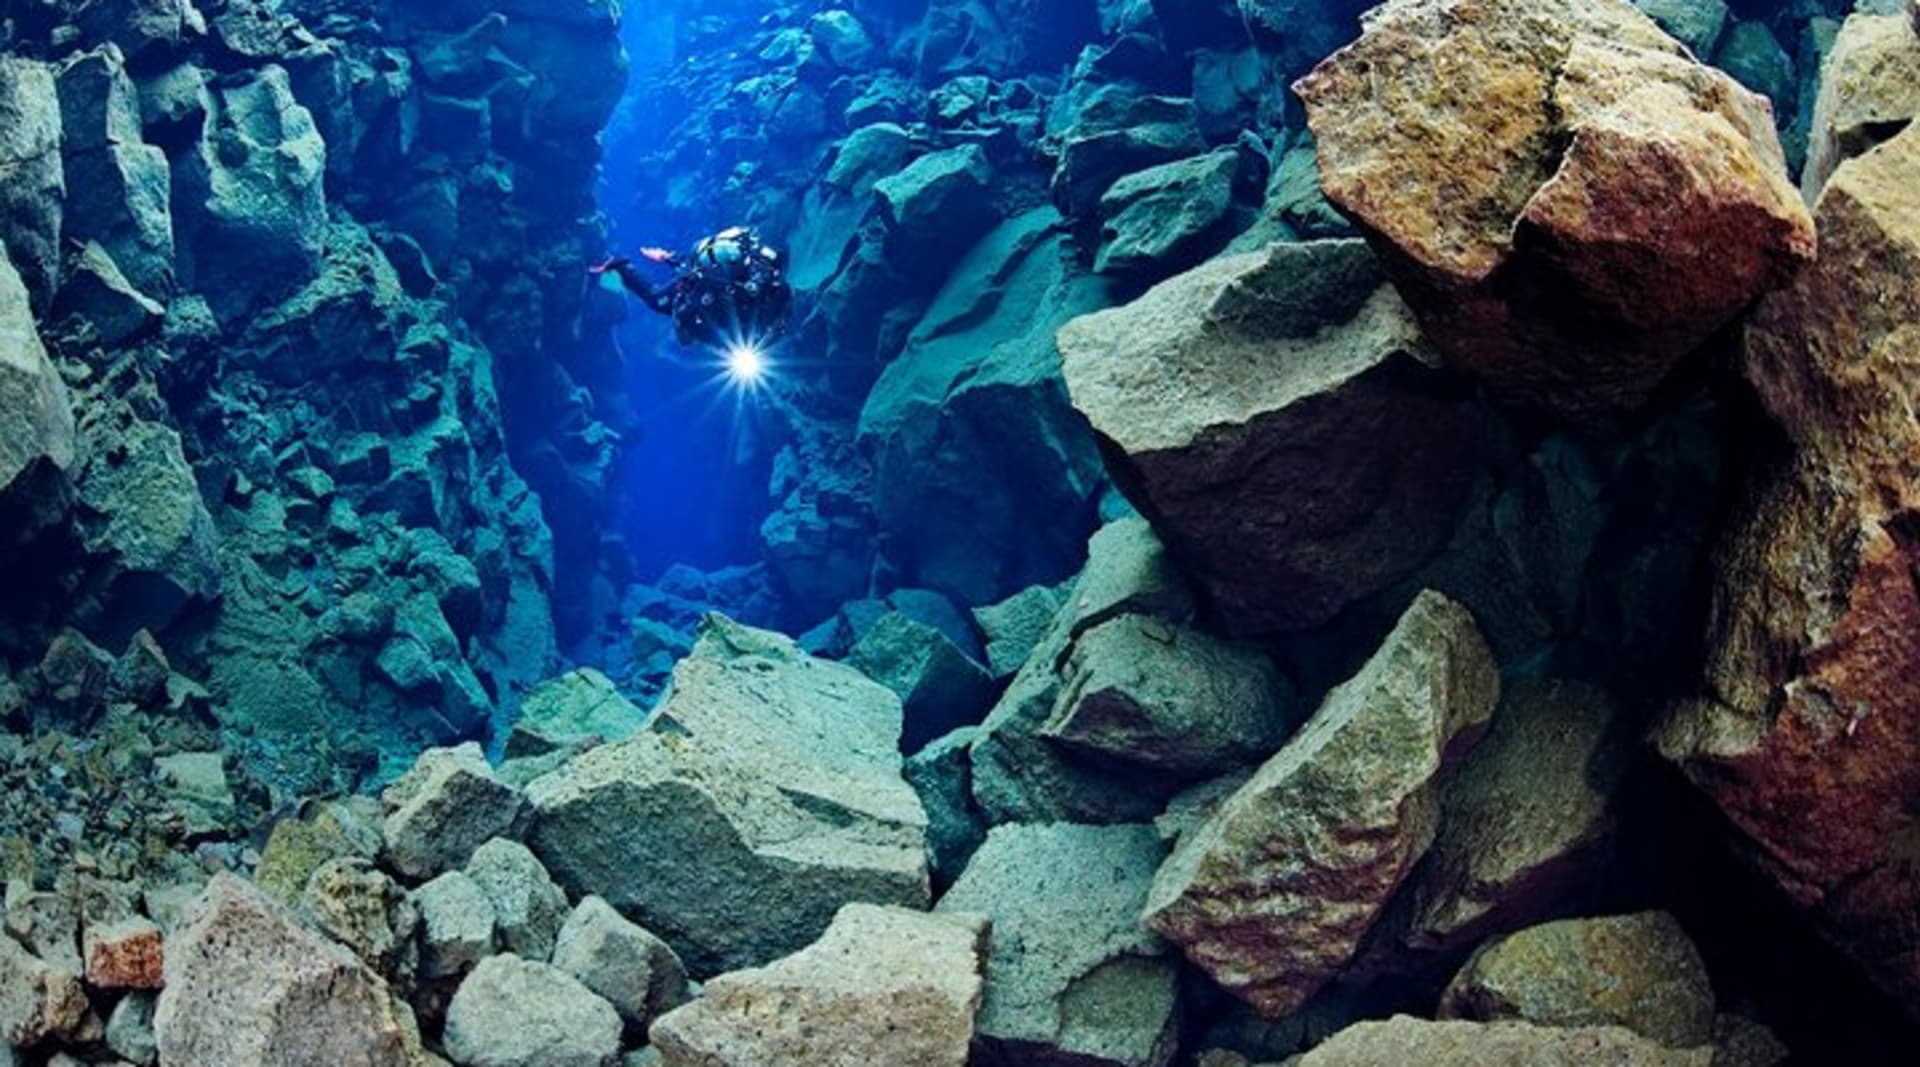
[936,823,1179,1067]
[1439,912,1715,1049]
[552,895,689,1036]
[1050,89,1206,219]
[1296,1016,1709,1066]
[1399,680,1629,952]
[1059,239,1484,636]
[1656,123,1920,1006]
[526,616,929,977]
[153,874,416,1066]
[380,743,527,881]
[1096,149,1241,277]
[848,612,995,752]
[0,250,75,506]
[1144,591,1499,1017]
[1712,21,1794,123]
[505,668,647,759]
[465,839,569,963]
[172,64,326,321]
[1294,0,1814,417]
[874,144,998,268]
[0,57,65,310]
[859,208,1109,605]
[1043,613,1294,778]
[650,904,987,1067]
[0,935,90,1048]
[1800,12,1920,200]
[411,871,496,981]
[968,518,1199,825]
[56,46,173,299]
[1632,0,1729,55]
[443,954,624,1067]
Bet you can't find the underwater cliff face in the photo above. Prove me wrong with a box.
[3,0,1920,1064]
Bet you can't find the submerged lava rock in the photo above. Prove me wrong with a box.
[1800,11,1920,200]
[154,874,416,1066]
[650,904,987,1067]
[1439,911,1715,1049]
[1297,1016,1709,1066]
[444,954,623,1067]
[526,616,929,977]
[1294,0,1814,417]
[56,45,174,301]
[968,517,1200,825]
[380,743,527,882]
[936,823,1179,1067]
[1059,239,1482,636]
[171,64,327,322]
[860,208,1109,607]
[1144,591,1498,1017]
[0,249,76,507]
[1400,680,1629,953]
[0,56,65,311]
[1657,122,1920,1007]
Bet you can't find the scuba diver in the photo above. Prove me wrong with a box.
[593,226,793,352]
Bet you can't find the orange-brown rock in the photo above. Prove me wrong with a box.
[1656,124,1920,1008]
[85,916,165,990]
[1294,0,1814,417]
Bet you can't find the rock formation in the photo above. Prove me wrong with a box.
[1295,0,1815,416]
[1144,591,1498,1017]
[1060,240,1484,635]
[649,904,987,1067]
[1658,120,1920,1008]
[525,617,930,977]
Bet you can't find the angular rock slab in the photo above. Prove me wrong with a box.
[1440,911,1715,1048]
[1800,12,1920,201]
[1296,1016,1710,1066]
[1059,239,1484,636]
[381,742,527,881]
[57,45,174,298]
[0,934,90,1048]
[506,668,646,759]
[172,64,326,320]
[552,895,689,1035]
[1294,0,1814,417]
[0,248,75,499]
[968,518,1200,825]
[1144,591,1499,1017]
[1402,680,1628,951]
[1658,124,1920,1006]
[153,874,415,1067]
[444,954,624,1067]
[527,616,929,977]
[1044,613,1294,778]
[937,823,1179,1067]
[650,904,987,1067]
[0,57,65,310]
[859,207,1109,606]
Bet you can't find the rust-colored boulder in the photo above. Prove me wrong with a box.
[85,916,165,990]
[1294,0,1814,417]
[1656,124,1920,1007]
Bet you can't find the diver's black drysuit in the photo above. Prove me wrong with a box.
[603,229,792,349]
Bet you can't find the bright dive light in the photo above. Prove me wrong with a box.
[724,340,768,386]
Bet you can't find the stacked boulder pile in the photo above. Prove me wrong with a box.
[6,0,1920,1065]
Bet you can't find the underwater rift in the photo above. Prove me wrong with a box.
[1,0,1919,1064]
